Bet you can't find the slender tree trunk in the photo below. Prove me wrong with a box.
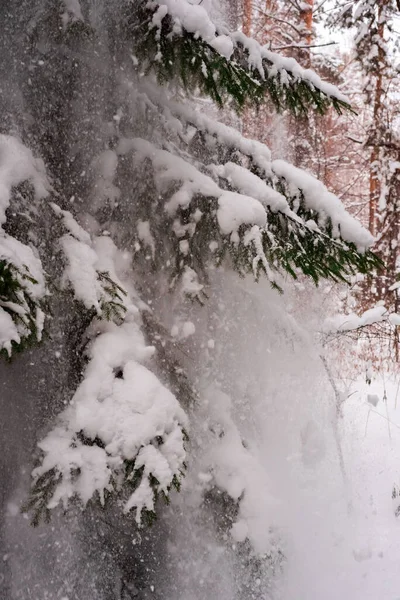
[242,0,252,36]
[298,0,314,67]
[369,147,380,236]
[241,0,253,138]
[369,7,384,237]
[292,1,314,167]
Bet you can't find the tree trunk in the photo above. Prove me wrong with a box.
[369,5,384,237]
[298,0,314,67]
[242,0,252,36]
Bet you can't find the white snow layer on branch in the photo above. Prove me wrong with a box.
[215,162,293,215]
[117,137,269,233]
[0,134,50,225]
[323,305,389,333]
[34,246,188,523]
[217,191,266,235]
[117,137,275,280]
[51,203,92,244]
[60,235,104,311]
[139,78,274,172]
[0,136,49,283]
[137,83,373,250]
[117,129,373,252]
[117,137,220,212]
[0,135,49,292]
[271,160,373,250]
[0,236,45,352]
[52,206,131,315]
[149,0,348,103]
[53,204,111,312]
[0,235,46,299]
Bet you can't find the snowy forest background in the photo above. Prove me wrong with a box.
[0,1,399,599]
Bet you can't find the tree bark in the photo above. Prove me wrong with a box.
[369,5,385,236]
[242,0,253,36]
[298,0,314,67]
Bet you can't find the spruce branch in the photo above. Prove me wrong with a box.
[0,259,46,358]
[133,2,353,116]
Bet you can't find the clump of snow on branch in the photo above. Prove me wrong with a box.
[217,191,266,236]
[52,205,130,320]
[117,136,275,281]
[31,242,188,523]
[323,305,394,333]
[61,235,105,311]
[0,135,50,224]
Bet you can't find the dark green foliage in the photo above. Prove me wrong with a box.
[134,3,352,116]
[97,271,128,323]
[22,467,61,527]
[25,430,187,527]
[131,88,379,291]
[0,259,44,358]
[145,176,381,294]
[260,211,382,286]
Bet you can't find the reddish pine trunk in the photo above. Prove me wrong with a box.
[303,0,314,45]
[243,0,252,36]
[369,147,380,236]
[369,7,384,236]
[292,0,314,167]
[298,0,314,67]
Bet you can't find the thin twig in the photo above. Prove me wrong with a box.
[395,378,400,410]
[366,406,400,431]
[273,41,338,51]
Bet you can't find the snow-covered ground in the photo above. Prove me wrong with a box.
[281,373,400,600]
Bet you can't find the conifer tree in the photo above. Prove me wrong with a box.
[0,0,382,595]
[3,0,379,523]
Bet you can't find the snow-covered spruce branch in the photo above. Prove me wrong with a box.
[323,305,400,339]
[0,135,50,356]
[25,219,189,526]
[116,91,379,288]
[26,315,188,527]
[51,204,129,322]
[134,0,352,115]
[0,255,45,357]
